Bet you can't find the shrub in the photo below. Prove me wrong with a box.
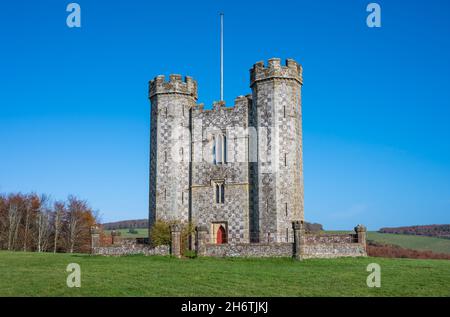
[150,220,196,257]
[128,228,138,234]
[150,220,172,247]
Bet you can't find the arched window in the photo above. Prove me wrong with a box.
[222,135,227,164]
[212,139,216,165]
[213,133,226,165]
[215,184,220,204]
[214,182,225,204]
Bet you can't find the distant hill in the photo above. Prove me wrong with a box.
[102,219,323,233]
[102,219,148,230]
[367,231,450,255]
[378,225,450,239]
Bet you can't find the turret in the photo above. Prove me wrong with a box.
[250,58,304,243]
[149,74,198,100]
[148,74,197,234]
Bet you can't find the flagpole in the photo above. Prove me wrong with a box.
[220,13,224,101]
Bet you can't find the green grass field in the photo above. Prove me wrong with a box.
[104,228,148,238]
[0,251,449,296]
[326,231,450,255]
[367,232,450,254]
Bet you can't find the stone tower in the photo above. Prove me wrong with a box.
[148,58,304,246]
[250,58,304,243]
[148,75,197,229]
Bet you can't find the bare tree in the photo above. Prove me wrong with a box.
[36,195,52,252]
[64,196,95,253]
[0,195,7,249]
[7,204,21,251]
[53,201,65,253]
[22,195,37,252]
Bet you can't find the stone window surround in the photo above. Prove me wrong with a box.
[212,132,227,165]
[211,179,225,204]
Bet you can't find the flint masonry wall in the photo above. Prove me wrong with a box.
[191,97,252,244]
[198,224,368,259]
[201,235,366,259]
[92,239,170,256]
[149,75,197,228]
[90,224,367,259]
[250,58,304,243]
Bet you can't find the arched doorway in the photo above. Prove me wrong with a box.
[216,225,227,244]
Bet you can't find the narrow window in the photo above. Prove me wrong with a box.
[286,228,289,242]
[221,184,225,203]
[181,147,184,162]
[283,105,286,118]
[213,137,216,165]
[285,203,288,217]
[164,188,166,200]
[165,107,168,118]
[216,134,223,164]
[284,153,287,167]
[182,191,184,204]
[215,184,220,203]
[223,135,227,164]
[164,151,167,162]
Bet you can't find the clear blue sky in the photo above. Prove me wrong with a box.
[1,0,449,230]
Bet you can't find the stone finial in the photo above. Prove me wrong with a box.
[90,225,100,235]
[354,224,367,233]
[292,221,302,231]
[170,224,182,233]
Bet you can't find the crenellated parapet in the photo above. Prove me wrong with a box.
[234,95,251,107]
[149,74,198,100]
[250,58,303,87]
[192,95,251,113]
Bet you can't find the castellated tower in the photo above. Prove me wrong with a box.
[148,75,197,229]
[250,58,304,243]
[148,58,304,246]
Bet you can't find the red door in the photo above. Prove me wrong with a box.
[216,225,227,244]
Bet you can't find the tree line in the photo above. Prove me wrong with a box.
[0,193,98,253]
[379,225,450,239]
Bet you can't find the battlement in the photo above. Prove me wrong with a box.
[149,74,198,100]
[250,58,303,87]
[192,95,251,113]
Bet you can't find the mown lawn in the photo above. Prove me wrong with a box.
[0,251,449,297]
